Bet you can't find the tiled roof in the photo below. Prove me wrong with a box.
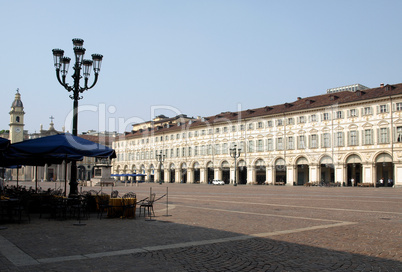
[120,83,402,140]
[79,134,115,146]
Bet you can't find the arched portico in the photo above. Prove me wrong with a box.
[221,160,230,184]
[375,153,394,187]
[238,160,247,184]
[346,154,362,186]
[296,157,309,185]
[169,163,176,183]
[255,159,266,184]
[181,163,187,183]
[207,161,214,184]
[275,158,286,184]
[320,156,334,184]
[193,162,200,183]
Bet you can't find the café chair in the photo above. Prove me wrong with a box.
[139,193,156,217]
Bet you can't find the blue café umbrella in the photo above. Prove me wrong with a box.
[0,137,10,151]
[5,133,115,192]
[8,133,116,159]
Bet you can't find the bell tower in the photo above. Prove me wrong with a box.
[9,89,25,143]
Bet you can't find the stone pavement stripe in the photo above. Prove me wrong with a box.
[252,221,357,238]
[0,235,39,266]
[178,197,402,215]
[178,204,348,223]
[11,220,355,266]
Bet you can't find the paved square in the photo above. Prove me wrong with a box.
[0,182,401,271]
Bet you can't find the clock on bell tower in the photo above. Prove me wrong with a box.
[9,89,25,143]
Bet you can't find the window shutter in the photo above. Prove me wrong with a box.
[377,128,380,144]
[347,131,350,146]
[321,134,324,148]
[387,128,390,143]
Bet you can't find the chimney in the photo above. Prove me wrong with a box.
[380,83,384,88]
[297,97,302,100]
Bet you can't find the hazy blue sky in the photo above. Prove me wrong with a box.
[1,0,402,134]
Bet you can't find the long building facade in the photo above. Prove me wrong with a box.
[112,83,402,187]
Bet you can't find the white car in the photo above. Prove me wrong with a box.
[212,179,225,185]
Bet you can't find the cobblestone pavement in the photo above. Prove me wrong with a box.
[0,181,401,271]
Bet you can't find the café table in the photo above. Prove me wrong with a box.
[107,198,136,218]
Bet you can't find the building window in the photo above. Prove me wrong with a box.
[201,145,205,156]
[223,127,228,133]
[194,146,199,156]
[323,113,330,121]
[215,128,220,134]
[240,141,245,152]
[310,134,318,148]
[213,144,219,155]
[287,136,294,149]
[335,132,344,147]
[363,129,373,145]
[277,119,283,126]
[176,134,180,140]
[258,122,263,129]
[349,109,358,117]
[194,131,199,137]
[206,145,212,155]
[298,135,306,149]
[395,127,402,143]
[276,138,283,150]
[222,143,228,154]
[208,129,213,135]
[298,116,306,124]
[257,139,263,152]
[322,133,331,148]
[363,107,372,115]
[188,132,193,138]
[336,111,343,119]
[267,120,273,127]
[379,105,388,113]
[201,130,206,136]
[240,125,245,131]
[182,147,186,157]
[310,114,317,122]
[248,123,254,130]
[287,118,294,125]
[379,128,389,144]
[248,140,255,152]
[188,147,192,157]
[396,103,402,111]
[176,148,180,157]
[349,130,358,146]
[267,138,273,151]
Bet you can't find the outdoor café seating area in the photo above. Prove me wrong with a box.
[0,185,156,225]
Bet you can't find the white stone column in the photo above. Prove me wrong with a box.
[266,165,273,184]
[310,163,319,183]
[188,168,194,183]
[43,165,48,181]
[200,168,206,184]
[362,163,374,184]
[215,168,220,180]
[247,166,255,184]
[175,168,181,183]
[334,163,344,185]
[394,162,402,187]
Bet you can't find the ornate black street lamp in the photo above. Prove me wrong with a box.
[230,144,241,186]
[52,38,103,195]
[157,151,166,184]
